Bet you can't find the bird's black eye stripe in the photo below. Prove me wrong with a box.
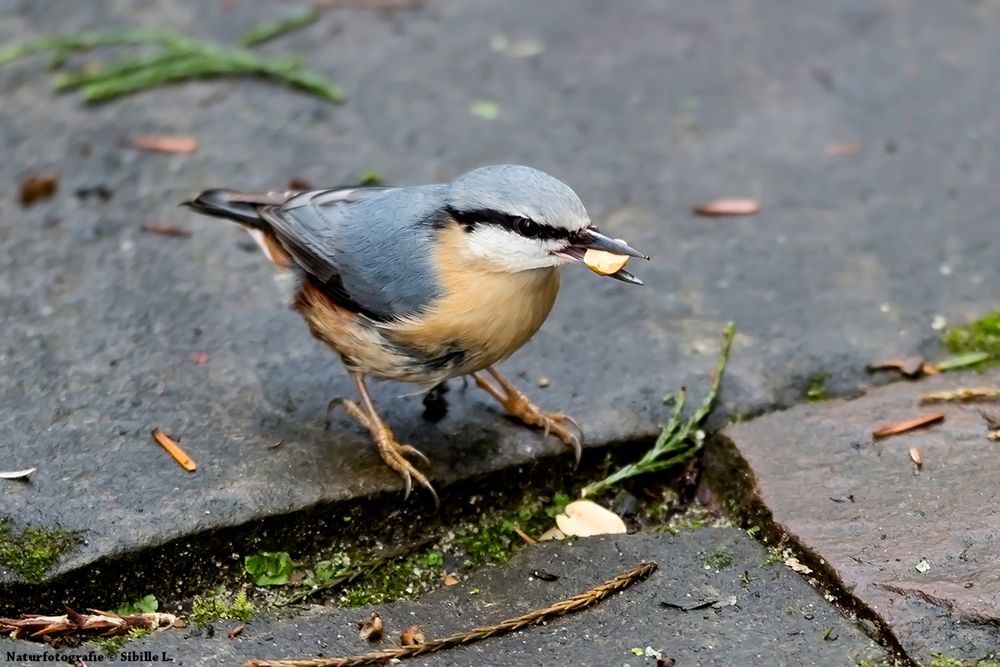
[446,207,567,241]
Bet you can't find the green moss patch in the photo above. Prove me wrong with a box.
[189,588,256,626]
[340,550,445,607]
[944,310,1000,365]
[0,517,82,582]
[93,627,151,655]
[805,372,829,401]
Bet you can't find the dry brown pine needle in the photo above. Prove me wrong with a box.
[243,560,658,667]
[872,412,945,440]
[0,609,177,640]
[151,428,197,472]
[920,387,1000,404]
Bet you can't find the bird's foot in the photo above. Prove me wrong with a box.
[331,389,439,507]
[473,366,583,465]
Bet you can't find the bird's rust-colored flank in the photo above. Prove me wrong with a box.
[293,279,412,378]
[248,228,294,269]
[388,223,560,375]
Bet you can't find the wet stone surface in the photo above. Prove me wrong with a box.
[0,0,999,658]
[705,368,1000,663]
[5,530,886,667]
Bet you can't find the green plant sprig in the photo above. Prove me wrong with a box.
[0,15,341,104]
[583,322,735,498]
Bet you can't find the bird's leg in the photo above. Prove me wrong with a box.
[335,372,438,506]
[473,366,583,464]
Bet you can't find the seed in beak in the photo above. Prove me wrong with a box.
[583,246,630,276]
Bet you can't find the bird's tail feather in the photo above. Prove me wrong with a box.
[181,189,282,228]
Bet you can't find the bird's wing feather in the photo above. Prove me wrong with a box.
[259,187,395,282]
[259,185,442,321]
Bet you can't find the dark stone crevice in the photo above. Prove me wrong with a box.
[702,432,919,667]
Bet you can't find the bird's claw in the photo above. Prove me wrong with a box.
[371,427,438,507]
[329,395,438,506]
[473,367,584,464]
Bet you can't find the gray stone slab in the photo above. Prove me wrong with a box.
[704,369,1000,663]
[4,530,886,666]
[1,0,999,604]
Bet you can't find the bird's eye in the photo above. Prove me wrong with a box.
[515,217,542,239]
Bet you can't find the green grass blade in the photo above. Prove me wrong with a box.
[241,8,321,47]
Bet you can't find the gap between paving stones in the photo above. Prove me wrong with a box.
[4,381,940,666]
[703,431,915,665]
[0,438,656,618]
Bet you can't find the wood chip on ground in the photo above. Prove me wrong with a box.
[130,135,199,154]
[19,172,59,207]
[866,356,925,378]
[692,198,760,217]
[142,221,193,237]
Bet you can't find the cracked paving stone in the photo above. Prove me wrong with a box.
[1,0,999,624]
[705,368,1000,663]
[4,530,885,667]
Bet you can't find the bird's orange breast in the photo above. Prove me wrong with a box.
[385,225,560,375]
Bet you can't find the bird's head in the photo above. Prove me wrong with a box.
[444,165,647,284]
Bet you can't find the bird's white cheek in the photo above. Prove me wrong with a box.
[465,227,559,272]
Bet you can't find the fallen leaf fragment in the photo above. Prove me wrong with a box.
[784,556,813,574]
[872,412,945,440]
[151,428,197,472]
[692,198,760,217]
[19,172,59,207]
[358,612,384,642]
[0,468,36,480]
[583,248,629,276]
[865,356,925,378]
[468,99,500,121]
[920,387,1000,403]
[661,597,717,612]
[980,411,1000,441]
[824,142,861,156]
[228,623,245,639]
[554,499,627,537]
[130,135,199,154]
[979,410,1000,430]
[142,221,193,237]
[399,625,425,646]
[441,573,460,586]
[908,447,923,468]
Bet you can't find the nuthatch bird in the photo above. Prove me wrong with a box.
[184,165,647,504]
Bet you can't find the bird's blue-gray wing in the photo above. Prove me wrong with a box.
[259,185,445,321]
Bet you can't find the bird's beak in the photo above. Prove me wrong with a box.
[555,227,649,285]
